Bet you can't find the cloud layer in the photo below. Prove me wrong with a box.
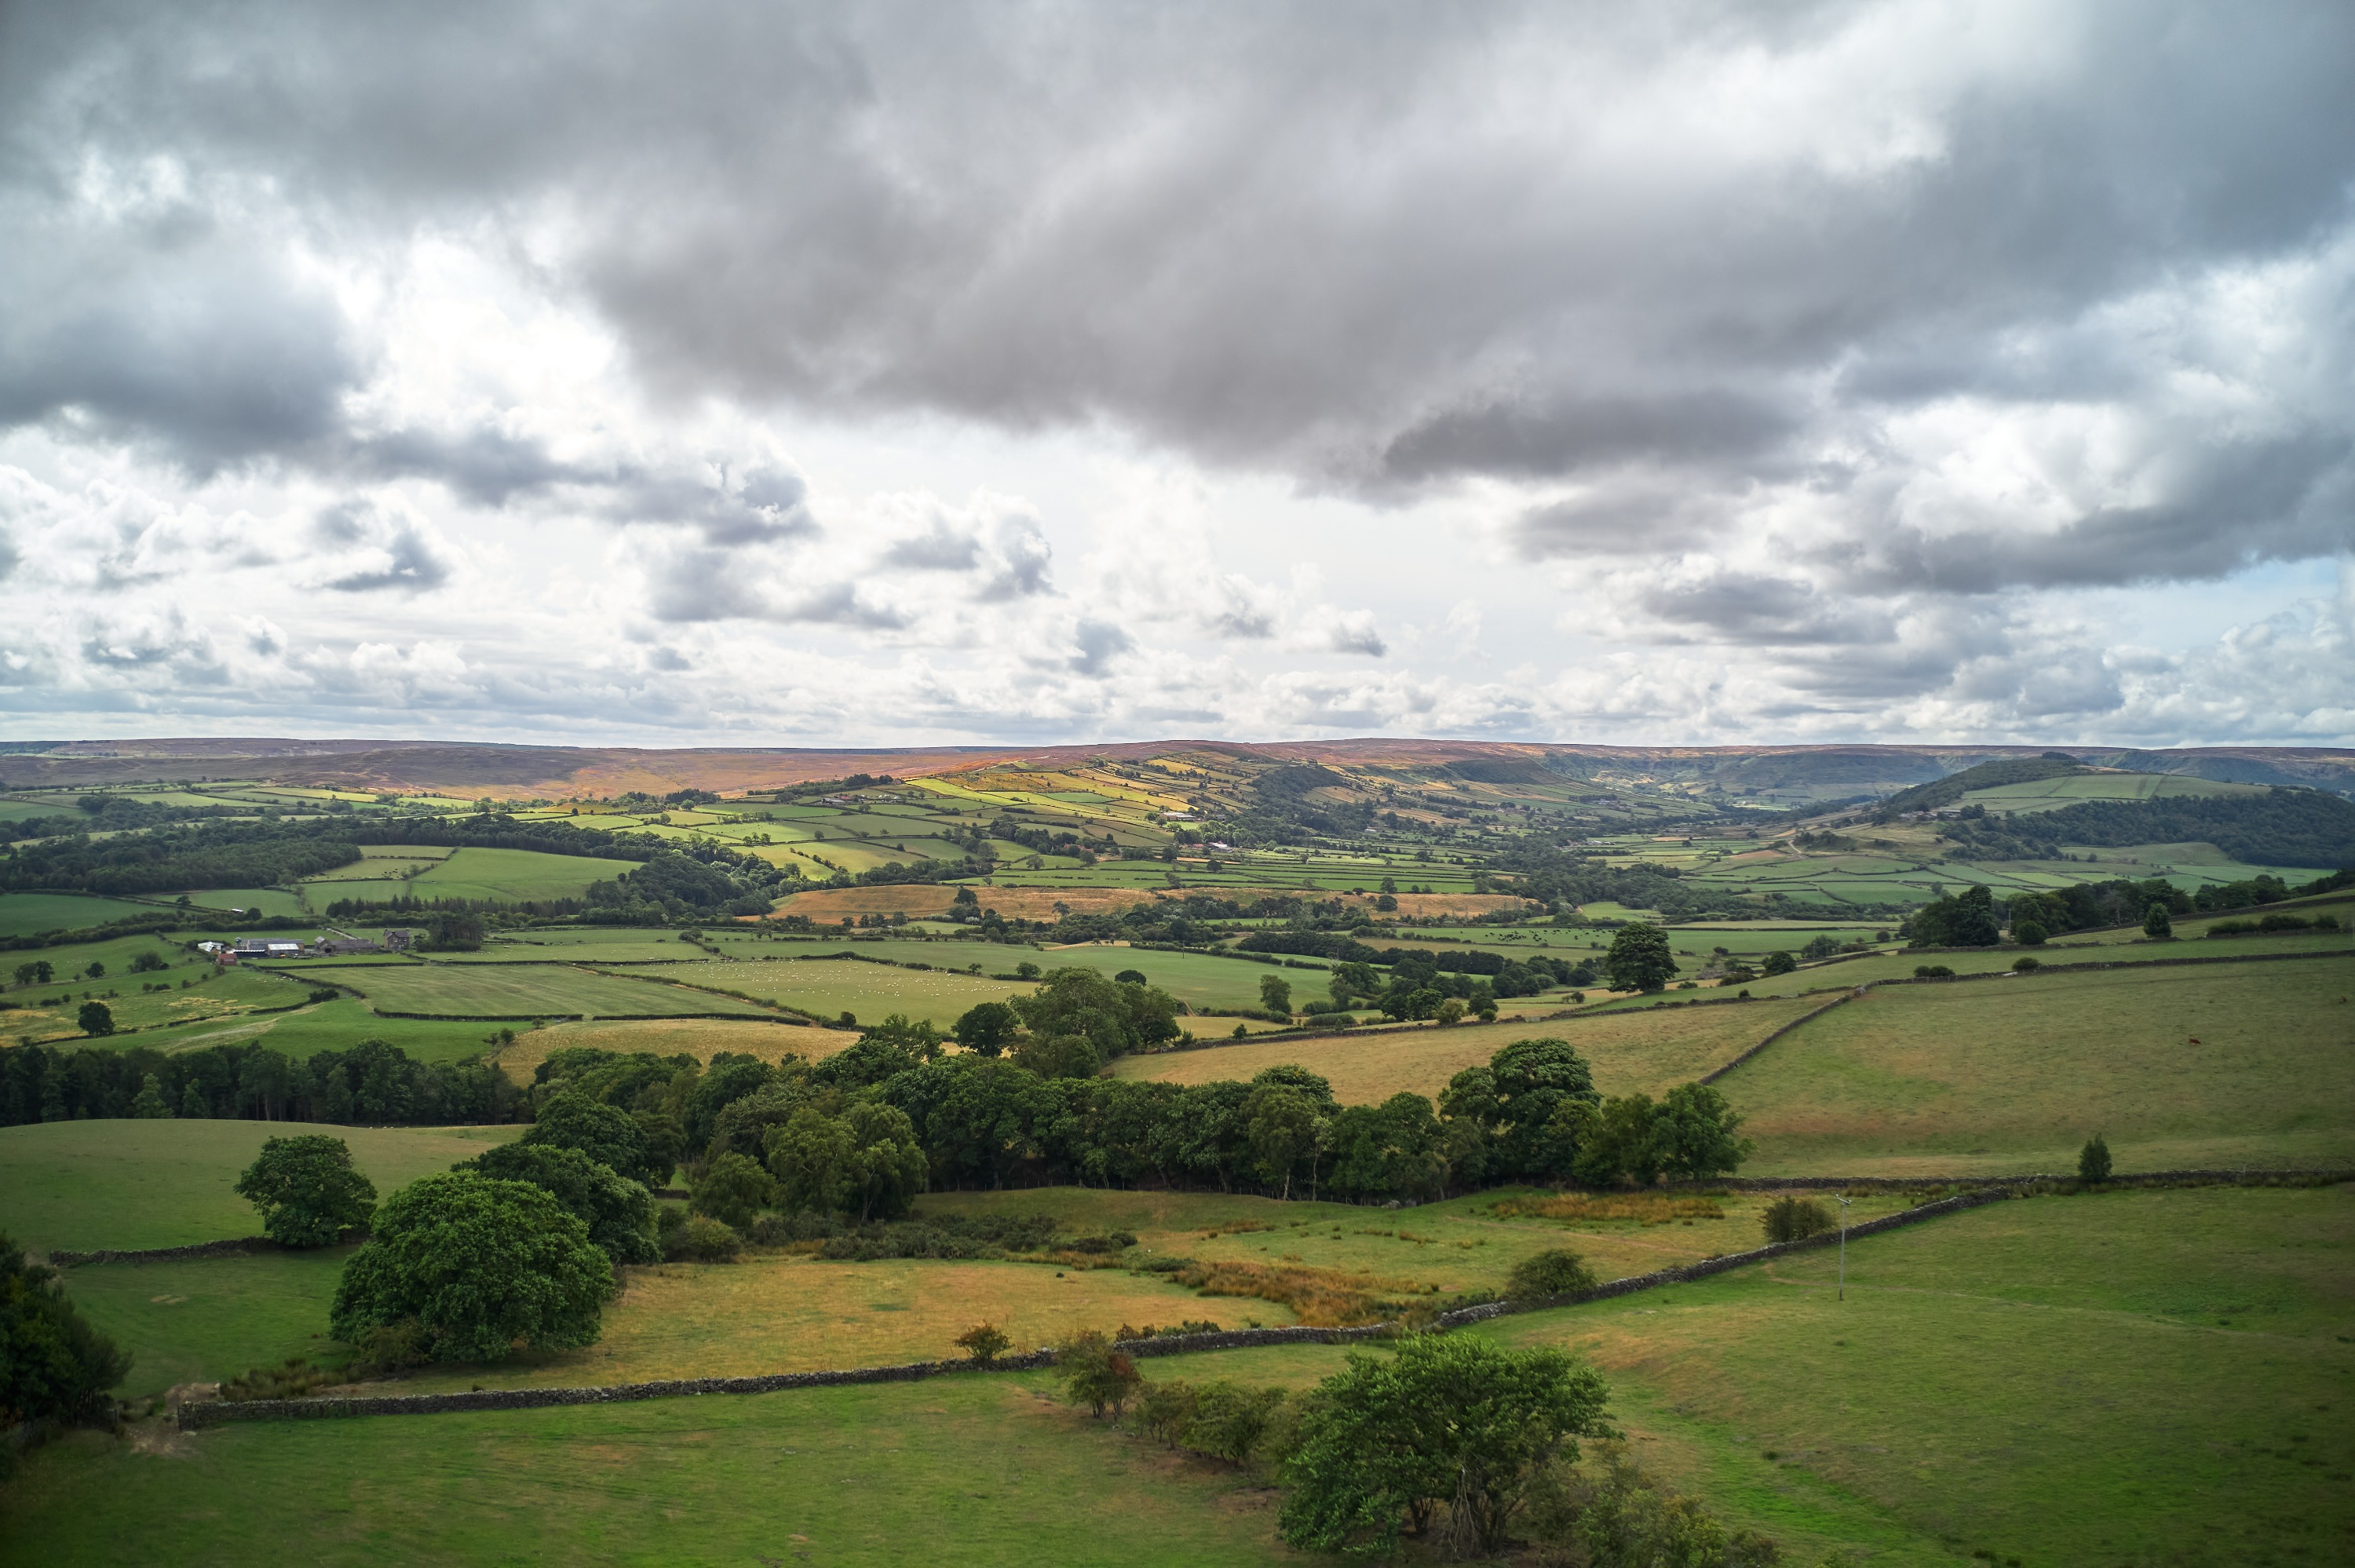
[0,0,2350,744]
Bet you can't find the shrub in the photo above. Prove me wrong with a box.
[236,1134,379,1247]
[1761,951,1797,976]
[2143,903,2174,939]
[220,1357,332,1402]
[1180,1380,1287,1464]
[1912,964,1955,979]
[343,1319,429,1380]
[1057,1329,1141,1417]
[2011,921,2046,946]
[953,1322,1012,1363]
[1760,1195,1835,1244]
[666,1213,743,1263]
[1506,1249,1599,1301]
[2011,955,2041,972]
[329,1173,617,1363]
[2079,1133,2112,1183]
[0,1233,132,1431]
[1539,1440,1785,1567]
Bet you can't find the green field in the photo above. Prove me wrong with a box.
[1965,770,2266,813]
[295,961,785,1019]
[0,892,170,936]
[1158,1183,2355,1568]
[66,996,516,1065]
[0,1118,517,1253]
[57,1248,361,1397]
[299,845,637,908]
[656,957,1034,1027]
[1115,995,1822,1103]
[1721,961,2355,1175]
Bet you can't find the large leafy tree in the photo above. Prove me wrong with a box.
[236,1134,379,1247]
[1603,923,1678,992]
[1908,884,2002,948]
[951,1001,1020,1057]
[1325,1093,1448,1202]
[1441,1038,1600,1181]
[1650,1082,1749,1181]
[330,1173,617,1363]
[1,1234,132,1428]
[523,1092,665,1187]
[764,1103,927,1222]
[1279,1333,1612,1556]
[461,1142,657,1265]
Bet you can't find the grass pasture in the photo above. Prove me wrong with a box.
[1679,924,2350,1000]
[89,997,513,1065]
[491,1016,852,1079]
[658,957,1034,1028]
[0,892,170,937]
[58,1248,356,1397]
[1723,961,2355,1175]
[296,962,785,1020]
[1112,994,1824,1103]
[0,1118,517,1254]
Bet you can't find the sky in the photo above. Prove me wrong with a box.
[2,0,2351,749]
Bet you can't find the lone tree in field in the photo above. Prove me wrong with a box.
[1603,923,1677,992]
[955,1322,1012,1364]
[1760,950,1797,976]
[2079,1133,2113,1183]
[330,1173,616,1364]
[2143,902,2174,939]
[1259,973,1294,1016]
[1280,1333,1612,1557]
[75,1001,114,1037]
[236,1135,378,1247]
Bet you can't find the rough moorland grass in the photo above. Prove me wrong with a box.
[0,1118,518,1253]
[311,962,782,1019]
[0,1374,1288,1566]
[1155,1183,2355,1568]
[57,1248,356,1397]
[1724,961,2355,1175]
[1110,995,1825,1103]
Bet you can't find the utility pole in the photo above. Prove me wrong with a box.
[1836,1194,1853,1301]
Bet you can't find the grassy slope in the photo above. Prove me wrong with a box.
[1112,995,1823,1103]
[315,962,782,1019]
[60,1248,359,1397]
[1723,962,2355,1176]
[0,892,169,936]
[0,1118,517,1253]
[658,957,1034,1027]
[0,1375,1289,1567]
[80,997,511,1064]
[1158,1184,2355,1568]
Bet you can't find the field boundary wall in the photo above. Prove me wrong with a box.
[51,1236,280,1266]
[1696,989,1865,1084]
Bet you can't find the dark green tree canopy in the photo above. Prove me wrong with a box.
[1908,884,2001,947]
[1603,924,1678,992]
[236,1134,378,1247]
[330,1173,616,1364]
[462,1142,656,1265]
[951,1000,1020,1056]
[522,1092,663,1188]
[1,1234,133,1429]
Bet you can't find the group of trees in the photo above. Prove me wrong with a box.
[0,1037,518,1129]
[1,1235,132,1444]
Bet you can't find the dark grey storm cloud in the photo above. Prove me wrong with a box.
[2,0,2352,614]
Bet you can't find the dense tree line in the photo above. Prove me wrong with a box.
[0,793,258,847]
[0,1037,517,1129]
[1943,789,2355,870]
[0,817,366,895]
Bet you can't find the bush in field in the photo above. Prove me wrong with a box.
[236,1134,378,1247]
[0,1233,132,1433]
[1279,1333,1612,1557]
[330,1173,616,1363]
[1506,1249,1598,1301]
[688,1151,777,1231]
[2144,903,2174,939]
[1259,974,1294,1016]
[522,1092,664,1188]
[462,1143,656,1265]
[2079,1133,2112,1183]
[1760,1195,1835,1244]
[1912,964,1955,979]
[954,1322,1012,1363]
[2012,921,2047,946]
[664,1212,742,1263]
[1760,950,1797,976]
[1057,1328,1140,1417]
[1532,1440,1784,1567]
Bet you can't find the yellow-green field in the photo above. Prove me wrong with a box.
[1111,994,1823,1102]
[491,1016,852,1078]
[654,957,1035,1026]
[294,961,783,1019]
[1722,961,2355,1175]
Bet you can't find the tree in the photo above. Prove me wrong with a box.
[2143,903,2174,939]
[1243,1083,1324,1200]
[951,994,1017,1055]
[1008,1030,1104,1080]
[179,1084,209,1119]
[842,1101,927,1223]
[126,1072,172,1118]
[1326,1094,1448,1202]
[13,960,53,987]
[1760,950,1797,976]
[1,1233,132,1431]
[2079,1133,2112,1183]
[1908,885,2001,948]
[1012,966,1182,1064]
[1604,924,1677,992]
[1259,973,1294,1016]
[522,1092,663,1187]
[767,1107,856,1217]
[1113,968,1148,985]
[76,1001,114,1037]
[1760,1195,1834,1243]
[1571,1094,1663,1187]
[330,1173,616,1363]
[2012,921,2047,946]
[689,1152,777,1230]
[236,1134,379,1246]
[1279,1333,1612,1557]
[463,1142,657,1264]
[1441,1038,1600,1181]
[1650,1082,1749,1180]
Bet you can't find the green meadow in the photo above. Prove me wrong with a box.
[293,961,785,1019]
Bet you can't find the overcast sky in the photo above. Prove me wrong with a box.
[2,1,2350,748]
